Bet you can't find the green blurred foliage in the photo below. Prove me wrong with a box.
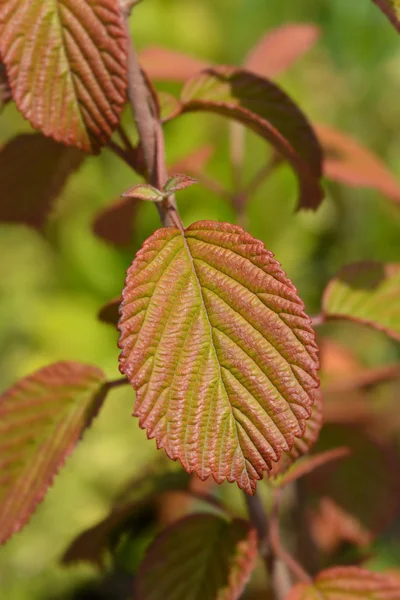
[0,0,400,597]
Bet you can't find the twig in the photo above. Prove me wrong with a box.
[244,493,272,567]
[116,123,135,153]
[105,377,130,391]
[107,139,136,170]
[372,0,400,34]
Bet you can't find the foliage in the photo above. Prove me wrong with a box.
[0,1,399,599]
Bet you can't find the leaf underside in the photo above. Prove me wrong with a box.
[323,261,400,341]
[118,221,319,494]
[180,66,323,210]
[0,361,106,544]
[287,566,400,600]
[0,0,127,152]
[135,514,258,600]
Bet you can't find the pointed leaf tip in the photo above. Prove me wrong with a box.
[0,362,106,544]
[122,184,165,203]
[163,174,198,194]
[118,220,320,494]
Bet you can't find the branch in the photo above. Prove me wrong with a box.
[372,0,400,34]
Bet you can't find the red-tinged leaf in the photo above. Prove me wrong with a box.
[163,174,198,194]
[169,145,215,177]
[275,447,350,488]
[135,514,258,600]
[322,262,400,341]
[158,91,183,123]
[63,458,188,567]
[118,221,320,495]
[122,184,165,203]
[98,296,121,326]
[181,67,323,210]
[92,196,139,248]
[316,124,400,204]
[0,361,107,544]
[0,133,84,229]
[372,1,400,34]
[245,24,320,79]
[286,566,400,600]
[139,46,208,82]
[0,0,127,152]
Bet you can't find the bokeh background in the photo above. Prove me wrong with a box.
[1,0,400,597]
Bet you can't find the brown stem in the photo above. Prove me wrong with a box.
[104,377,130,391]
[107,139,136,170]
[270,489,312,585]
[116,123,135,153]
[372,0,400,34]
[244,492,272,567]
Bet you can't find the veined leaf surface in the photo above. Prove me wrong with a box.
[135,514,257,600]
[180,67,323,209]
[0,362,106,544]
[118,221,319,494]
[0,0,127,152]
[322,262,400,341]
[287,566,400,600]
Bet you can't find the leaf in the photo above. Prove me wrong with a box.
[245,24,320,79]
[287,566,400,600]
[118,220,320,494]
[135,514,257,600]
[0,0,127,152]
[92,196,139,248]
[316,124,400,204]
[139,46,208,82]
[181,67,323,210]
[372,0,400,34]
[322,261,400,341]
[63,458,188,567]
[158,91,183,123]
[0,133,84,229]
[0,361,107,544]
[163,174,197,194]
[122,184,165,203]
[98,296,121,326]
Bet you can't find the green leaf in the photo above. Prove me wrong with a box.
[0,133,84,229]
[287,566,400,600]
[0,0,127,152]
[135,514,257,600]
[322,262,400,341]
[180,66,323,210]
[122,184,165,203]
[163,174,198,194]
[118,221,320,494]
[0,361,107,544]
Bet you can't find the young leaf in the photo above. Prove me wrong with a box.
[322,262,400,341]
[0,133,83,229]
[0,0,127,152]
[287,566,400,600]
[317,124,400,204]
[122,184,165,203]
[181,67,323,210]
[245,24,320,79]
[0,362,107,544]
[93,196,139,248]
[139,46,208,82]
[118,221,320,494]
[372,0,400,34]
[163,174,197,194]
[135,514,257,600]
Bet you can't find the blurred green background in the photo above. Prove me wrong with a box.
[1,0,400,597]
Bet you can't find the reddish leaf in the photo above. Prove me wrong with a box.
[181,67,323,209]
[287,566,400,600]
[139,46,208,82]
[163,174,198,193]
[0,362,107,544]
[316,124,400,204]
[245,24,320,79]
[98,296,121,326]
[92,196,139,248]
[0,0,127,152]
[322,262,400,341]
[372,1,400,34]
[0,133,84,229]
[169,145,215,177]
[135,514,257,600]
[118,221,319,494]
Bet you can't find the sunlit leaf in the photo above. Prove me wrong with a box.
[245,24,320,79]
[0,362,107,544]
[0,133,84,229]
[118,221,320,494]
[287,566,400,600]
[181,67,323,209]
[0,0,127,152]
[317,124,400,204]
[322,262,400,341]
[135,514,257,600]
[93,196,139,248]
[122,184,165,203]
[139,46,208,82]
[372,0,400,34]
